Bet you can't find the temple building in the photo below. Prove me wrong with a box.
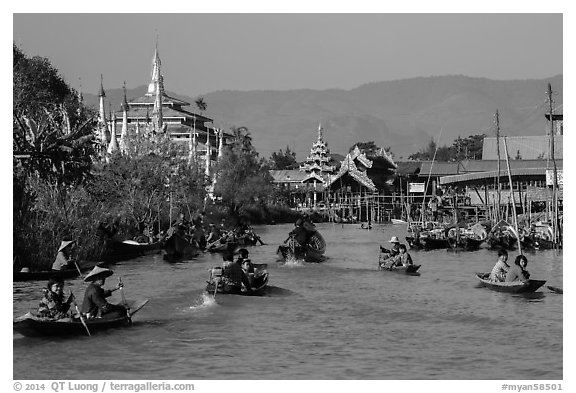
[299,123,336,183]
[97,45,233,171]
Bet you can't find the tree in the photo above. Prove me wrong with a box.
[13,44,97,185]
[195,97,207,113]
[269,146,298,169]
[213,127,273,218]
[231,126,253,152]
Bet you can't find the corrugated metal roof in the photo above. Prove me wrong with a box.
[269,170,310,183]
[482,136,563,160]
[440,167,552,185]
[461,159,563,173]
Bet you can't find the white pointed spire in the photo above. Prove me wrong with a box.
[147,40,162,96]
[107,109,119,154]
[120,82,130,154]
[317,122,323,141]
[218,128,224,160]
[98,74,109,148]
[205,131,211,177]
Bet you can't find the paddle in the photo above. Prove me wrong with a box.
[255,233,266,246]
[69,291,90,337]
[73,260,83,278]
[118,277,131,323]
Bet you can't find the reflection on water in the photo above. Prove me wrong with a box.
[13,223,562,380]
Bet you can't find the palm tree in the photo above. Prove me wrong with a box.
[195,97,207,113]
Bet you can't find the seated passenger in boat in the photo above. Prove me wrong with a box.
[80,266,126,319]
[37,277,75,319]
[51,240,77,271]
[395,244,414,267]
[288,218,311,252]
[505,255,530,283]
[489,249,510,282]
[221,251,252,290]
[380,236,401,255]
[236,248,250,266]
[241,259,256,291]
[206,224,221,244]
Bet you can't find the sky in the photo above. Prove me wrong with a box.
[12,12,563,98]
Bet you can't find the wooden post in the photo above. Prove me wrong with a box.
[503,136,522,255]
[495,110,502,222]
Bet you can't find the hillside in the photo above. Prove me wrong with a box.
[83,75,563,160]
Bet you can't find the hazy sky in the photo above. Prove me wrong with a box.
[12,13,562,97]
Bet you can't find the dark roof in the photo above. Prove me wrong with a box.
[395,161,422,176]
[419,161,463,177]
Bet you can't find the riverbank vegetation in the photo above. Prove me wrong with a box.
[13,45,296,270]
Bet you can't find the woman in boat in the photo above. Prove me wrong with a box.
[221,251,251,291]
[51,240,77,271]
[395,244,414,267]
[489,249,510,282]
[380,236,401,255]
[505,255,531,283]
[288,218,311,256]
[236,248,250,266]
[206,224,221,244]
[37,277,75,319]
[241,259,256,291]
[80,266,126,319]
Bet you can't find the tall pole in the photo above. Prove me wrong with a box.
[495,110,502,222]
[503,137,522,255]
[547,83,559,246]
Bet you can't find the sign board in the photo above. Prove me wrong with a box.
[409,182,425,193]
[546,169,563,186]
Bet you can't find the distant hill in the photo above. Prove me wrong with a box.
[82,74,563,160]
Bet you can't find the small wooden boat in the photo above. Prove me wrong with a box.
[547,286,563,294]
[391,218,407,225]
[475,273,545,293]
[163,233,200,262]
[206,264,269,296]
[13,299,149,337]
[103,239,162,263]
[13,268,80,282]
[421,235,450,250]
[277,231,326,262]
[378,263,421,274]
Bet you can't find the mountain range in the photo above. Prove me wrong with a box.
[82,74,563,160]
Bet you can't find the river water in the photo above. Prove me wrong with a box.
[13,223,563,380]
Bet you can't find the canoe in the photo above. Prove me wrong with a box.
[277,231,326,262]
[448,236,484,251]
[547,286,563,294]
[421,236,450,250]
[13,268,80,282]
[163,233,200,262]
[206,264,269,296]
[13,299,149,337]
[103,240,162,263]
[391,219,407,225]
[475,273,545,293]
[378,264,421,274]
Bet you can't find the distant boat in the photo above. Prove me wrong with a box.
[391,219,407,225]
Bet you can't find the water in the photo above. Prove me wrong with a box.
[13,223,563,380]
